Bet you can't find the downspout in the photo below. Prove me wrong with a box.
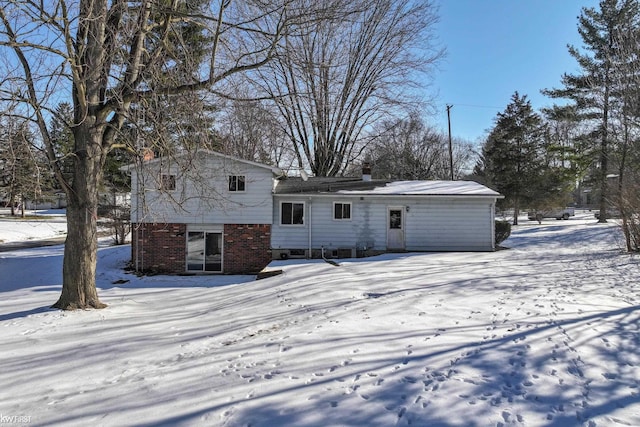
[491,202,496,250]
[308,197,312,258]
[134,164,140,272]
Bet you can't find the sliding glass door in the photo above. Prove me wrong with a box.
[187,231,223,272]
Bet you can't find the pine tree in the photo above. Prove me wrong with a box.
[0,119,43,216]
[479,92,545,225]
[49,102,75,186]
[544,0,640,223]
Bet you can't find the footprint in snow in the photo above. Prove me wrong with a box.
[397,407,406,418]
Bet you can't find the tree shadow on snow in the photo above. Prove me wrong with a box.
[0,306,55,322]
[213,304,640,427]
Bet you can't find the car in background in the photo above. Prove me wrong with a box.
[528,207,576,221]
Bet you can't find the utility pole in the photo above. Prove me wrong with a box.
[446,104,454,180]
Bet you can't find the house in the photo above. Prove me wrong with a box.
[126,150,283,274]
[126,150,502,274]
[272,176,502,259]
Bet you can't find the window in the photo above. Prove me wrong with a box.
[389,209,402,229]
[160,174,176,191]
[281,202,304,225]
[333,202,351,220]
[228,175,246,192]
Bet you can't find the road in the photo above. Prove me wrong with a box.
[0,236,67,252]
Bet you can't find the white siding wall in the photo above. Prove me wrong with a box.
[271,196,387,250]
[404,198,494,251]
[271,195,496,251]
[132,153,274,225]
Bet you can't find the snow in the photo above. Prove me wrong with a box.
[1,211,640,426]
[0,209,67,243]
[338,180,502,196]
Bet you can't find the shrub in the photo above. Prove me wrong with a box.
[495,220,512,246]
[99,205,131,245]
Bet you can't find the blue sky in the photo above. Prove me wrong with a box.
[430,0,599,143]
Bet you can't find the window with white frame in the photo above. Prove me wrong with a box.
[281,202,304,225]
[228,175,246,192]
[333,202,351,220]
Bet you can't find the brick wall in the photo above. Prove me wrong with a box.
[131,223,271,274]
[224,224,271,274]
[131,223,186,273]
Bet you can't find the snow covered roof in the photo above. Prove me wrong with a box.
[274,178,501,197]
[339,180,502,197]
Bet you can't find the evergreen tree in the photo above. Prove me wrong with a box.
[544,0,640,223]
[49,102,75,186]
[130,0,218,158]
[478,92,545,225]
[0,118,44,216]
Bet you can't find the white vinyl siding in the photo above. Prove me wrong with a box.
[403,199,494,251]
[271,195,495,252]
[135,153,274,225]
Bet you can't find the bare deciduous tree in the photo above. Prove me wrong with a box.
[0,0,315,309]
[257,0,443,176]
[609,22,640,251]
[218,97,296,169]
[363,113,474,180]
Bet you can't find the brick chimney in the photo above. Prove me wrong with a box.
[142,148,155,161]
[362,162,372,181]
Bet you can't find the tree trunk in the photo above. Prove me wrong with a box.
[597,60,611,224]
[52,125,106,310]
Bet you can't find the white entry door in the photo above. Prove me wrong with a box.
[387,207,405,250]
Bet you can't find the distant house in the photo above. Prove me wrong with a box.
[126,151,502,274]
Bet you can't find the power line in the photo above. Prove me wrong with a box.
[444,103,503,110]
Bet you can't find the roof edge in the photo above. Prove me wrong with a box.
[120,149,284,176]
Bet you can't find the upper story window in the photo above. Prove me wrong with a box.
[228,175,246,192]
[333,202,351,220]
[160,174,176,191]
[281,202,304,225]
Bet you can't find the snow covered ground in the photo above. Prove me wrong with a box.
[1,211,639,426]
[0,209,67,243]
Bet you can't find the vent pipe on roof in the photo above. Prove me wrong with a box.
[362,162,372,181]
